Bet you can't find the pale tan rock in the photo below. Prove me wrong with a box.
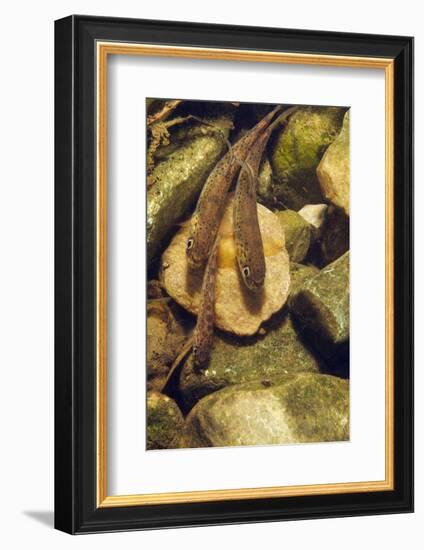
[298,204,328,231]
[317,111,350,215]
[160,196,290,336]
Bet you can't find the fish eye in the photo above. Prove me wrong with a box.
[186,238,194,250]
[242,266,251,279]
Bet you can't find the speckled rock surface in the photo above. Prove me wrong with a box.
[179,309,321,408]
[152,107,235,163]
[298,204,328,235]
[147,300,188,392]
[289,262,320,295]
[259,106,346,210]
[147,116,232,264]
[146,391,185,450]
[181,374,349,448]
[317,111,350,215]
[277,210,312,262]
[289,252,349,360]
[160,196,290,336]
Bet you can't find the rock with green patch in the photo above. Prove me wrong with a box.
[181,374,349,448]
[147,115,232,265]
[260,107,346,210]
[147,391,185,450]
[277,210,312,262]
[289,252,349,363]
[317,111,350,215]
[179,309,321,409]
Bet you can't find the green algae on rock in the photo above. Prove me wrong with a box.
[289,251,349,362]
[147,391,185,450]
[317,110,350,216]
[277,209,312,262]
[179,309,321,409]
[147,117,232,265]
[180,373,349,448]
[261,106,346,210]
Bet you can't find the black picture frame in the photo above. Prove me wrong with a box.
[55,15,414,534]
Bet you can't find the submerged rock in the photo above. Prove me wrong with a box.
[147,115,233,265]
[181,373,349,448]
[277,210,312,262]
[317,111,350,215]
[147,279,166,299]
[257,156,273,204]
[160,196,290,336]
[147,391,184,450]
[289,252,349,363]
[179,309,321,408]
[147,300,188,392]
[317,205,350,266]
[153,107,235,162]
[260,107,346,210]
[289,262,320,295]
[298,204,328,237]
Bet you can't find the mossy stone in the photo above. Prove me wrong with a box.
[147,116,232,265]
[317,111,350,215]
[179,309,321,409]
[261,107,346,210]
[146,391,185,450]
[289,252,349,362]
[277,210,312,262]
[181,373,349,448]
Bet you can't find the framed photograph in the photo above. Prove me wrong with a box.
[54,15,414,534]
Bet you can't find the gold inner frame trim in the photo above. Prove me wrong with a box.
[96,41,395,508]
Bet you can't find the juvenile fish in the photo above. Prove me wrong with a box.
[233,132,269,291]
[234,106,298,291]
[186,105,282,268]
[192,238,220,369]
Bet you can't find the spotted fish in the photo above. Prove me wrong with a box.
[186,105,282,268]
[192,237,220,369]
[234,106,298,291]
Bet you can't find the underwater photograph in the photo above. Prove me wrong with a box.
[146,99,350,450]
